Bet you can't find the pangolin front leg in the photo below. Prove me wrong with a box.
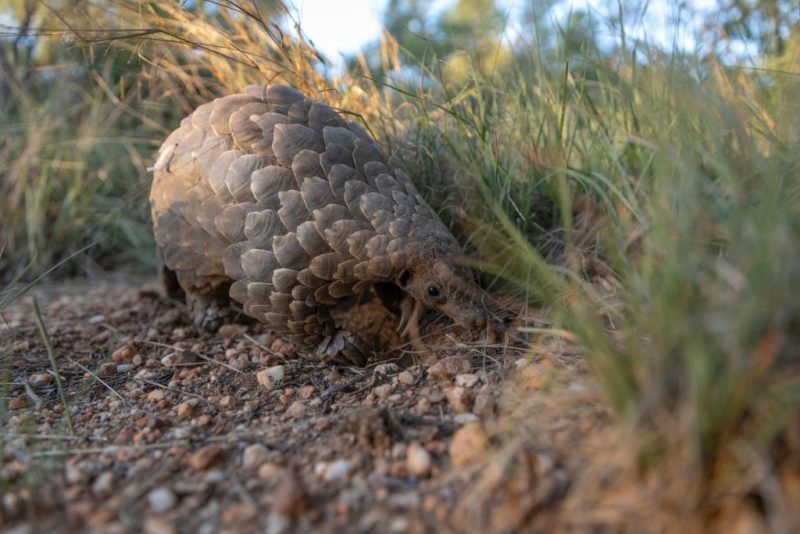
[400,299,434,362]
[315,330,368,366]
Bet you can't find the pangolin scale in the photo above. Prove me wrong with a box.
[150,84,487,364]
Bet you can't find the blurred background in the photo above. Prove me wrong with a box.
[1,0,797,277]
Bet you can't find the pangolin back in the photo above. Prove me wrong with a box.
[150,84,473,362]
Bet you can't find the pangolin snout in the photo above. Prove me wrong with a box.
[459,310,487,330]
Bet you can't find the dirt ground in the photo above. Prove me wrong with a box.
[1,277,611,533]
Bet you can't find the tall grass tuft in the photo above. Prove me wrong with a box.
[411,43,800,523]
[0,38,160,278]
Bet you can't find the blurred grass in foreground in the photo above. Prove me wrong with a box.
[2,0,799,527]
[426,55,800,523]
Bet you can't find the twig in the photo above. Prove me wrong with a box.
[243,333,279,357]
[2,432,81,441]
[32,297,74,435]
[67,357,132,408]
[137,340,244,374]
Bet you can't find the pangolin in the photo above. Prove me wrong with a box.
[150,84,487,365]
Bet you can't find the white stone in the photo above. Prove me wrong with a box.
[148,487,177,513]
[454,373,480,388]
[242,444,270,469]
[315,459,354,482]
[453,412,479,424]
[91,471,114,496]
[256,365,285,390]
[406,443,432,477]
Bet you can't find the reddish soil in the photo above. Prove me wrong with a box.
[1,278,609,533]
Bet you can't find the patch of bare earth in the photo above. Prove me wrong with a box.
[1,278,609,533]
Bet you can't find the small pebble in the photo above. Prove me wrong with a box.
[28,372,53,387]
[445,386,473,413]
[266,514,290,534]
[449,424,489,466]
[473,392,496,416]
[285,400,306,419]
[144,517,177,534]
[454,373,480,388]
[428,356,471,382]
[161,351,199,367]
[147,487,177,513]
[271,468,309,517]
[270,338,295,358]
[3,493,22,518]
[373,384,392,400]
[173,426,191,439]
[193,415,212,427]
[188,444,226,470]
[315,459,354,482]
[391,443,406,460]
[414,397,432,415]
[298,385,316,399]
[374,363,399,376]
[98,362,117,376]
[406,443,432,477]
[205,469,225,483]
[91,471,114,496]
[258,462,285,481]
[256,365,285,390]
[397,371,415,385]
[112,344,136,363]
[453,413,479,424]
[242,444,270,469]
[176,401,195,419]
[521,359,556,389]
[135,369,155,380]
[389,517,409,533]
[218,324,248,337]
[146,389,166,402]
[387,491,420,509]
[8,396,28,410]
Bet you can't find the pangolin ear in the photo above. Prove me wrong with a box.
[397,269,414,288]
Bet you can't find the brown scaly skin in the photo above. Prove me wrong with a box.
[150,84,488,364]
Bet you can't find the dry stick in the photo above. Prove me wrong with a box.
[67,357,133,409]
[32,297,74,435]
[137,378,212,407]
[243,333,279,357]
[138,340,244,374]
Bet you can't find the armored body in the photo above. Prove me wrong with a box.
[150,84,486,364]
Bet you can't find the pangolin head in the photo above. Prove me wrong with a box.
[396,252,488,330]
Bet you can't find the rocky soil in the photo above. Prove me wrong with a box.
[1,278,609,533]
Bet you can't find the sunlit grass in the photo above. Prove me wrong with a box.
[0,55,158,279]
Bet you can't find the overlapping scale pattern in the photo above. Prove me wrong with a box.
[150,85,461,357]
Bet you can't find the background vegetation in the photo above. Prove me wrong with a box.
[2,0,799,527]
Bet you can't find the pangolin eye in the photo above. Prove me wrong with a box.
[427,286,442,299]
